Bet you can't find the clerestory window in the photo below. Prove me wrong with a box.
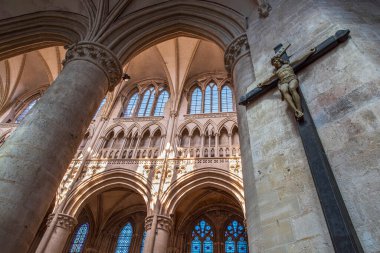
[69,223,89,253]
[115,222,133,253]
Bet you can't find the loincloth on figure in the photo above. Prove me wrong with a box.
[276,64,299,100]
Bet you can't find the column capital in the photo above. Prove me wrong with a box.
[157,215,173,233]
[62,42,122,91]
[144,216,154,231]
[47,213,77,232]
[224,34,250,73]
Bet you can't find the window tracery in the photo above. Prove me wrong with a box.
[224,220,248,253]
[138,87,155,117]
[115,222,133,253]
[69,223,89,253]
[191,220,214,253]
[189,81,233,114]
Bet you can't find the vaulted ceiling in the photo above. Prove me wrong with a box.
[0,36,226,116]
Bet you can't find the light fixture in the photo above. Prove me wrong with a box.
[122,73,131,81]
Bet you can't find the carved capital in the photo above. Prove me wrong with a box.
[258,2,272,18]
[47,213,77,232]
[157,215,173,233]
[145,216,154,231]
[224,34,250,73]
[62,42,122,90]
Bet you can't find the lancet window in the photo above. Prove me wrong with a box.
[190,87,203,114]
[15,98,39,123]
[191,220,214,253]
[154,90,169,116]
[69,223,89,253]
[189,82,234,114]
[221,85,234,112]
[123,86,169,117]
[123,92,139,117]
[115,222,133,253]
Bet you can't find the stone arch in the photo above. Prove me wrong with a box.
[62,169,153,217]
[203,119,218,135]
[177,119,203,136]
[125,123,141,137]
[0,11,88,61]
[161,168,244,216]
[98,1,245,63]
[217,118,238,134]
[101,123,127,138]
[140,121,166,137]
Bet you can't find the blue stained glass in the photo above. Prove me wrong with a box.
[154,90,169,116]
[16,98,39,123]
[138,87,155,116]
[69,223,89,253]
[225,220,248,253]
[221,85,233,112]
[140,231,146,253]
[191,236,202,253]
[124,93,138,117]
[225,237,235,253]
[191,220,213,253]
[203,237,213,253]
[237,238,248,253]
[115,222,133,253]
[190,87,202,114]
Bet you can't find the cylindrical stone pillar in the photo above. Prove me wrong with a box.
[0,42,122,253]
[39,213,77,253]
[224,34,260,252]
[153,215,172,253]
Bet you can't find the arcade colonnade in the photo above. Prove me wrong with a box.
[1,1,380,253]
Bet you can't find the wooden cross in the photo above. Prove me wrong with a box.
[240,30,364,253]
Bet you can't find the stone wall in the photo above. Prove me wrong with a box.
[245,0,380,252]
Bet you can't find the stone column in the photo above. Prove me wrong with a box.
[41,213,77,253]
[142,215,172,253]
[0,42,122,253]
[153,215,172,253]
[142,216,154,253]
[224,34,259,252]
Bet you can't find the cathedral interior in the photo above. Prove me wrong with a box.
[0,0,379,253]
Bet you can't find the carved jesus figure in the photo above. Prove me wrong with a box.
[257,47,315,120]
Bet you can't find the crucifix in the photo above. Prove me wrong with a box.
[240,30,364,253]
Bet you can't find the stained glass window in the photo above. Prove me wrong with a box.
[124,93,139,117]
[191,220,214,253]
[224,220,248,253]
[204,83,218,113]
[138,87,155,116]
[154,90,169,116]
[115,222,133,253]
[140,231,146,253]
[15,98,39,123]
[190,87,202,114]
[221,85,234,112]
[69,223,89,253]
